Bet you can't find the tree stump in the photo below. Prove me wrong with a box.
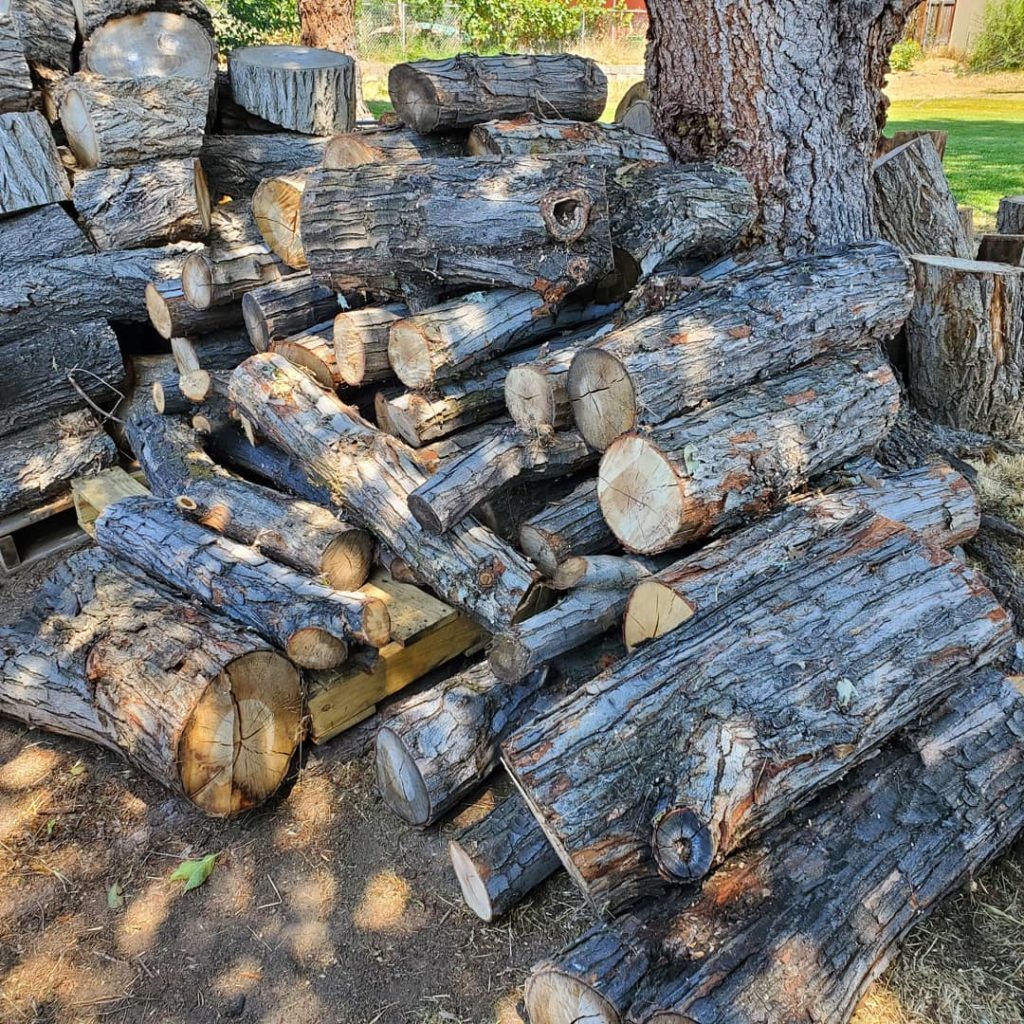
[977,233,1024,266]
[997,195,1024,234]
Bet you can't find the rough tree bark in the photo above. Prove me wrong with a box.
[0,204,93,270]
[241,271,345,352]
[0,12,32,113]
[4,0,76,71]
[322,125,462,168]
[200,134,329,201]
[297,0,356,53]
[334,304,409,386]
[0,110,68,214]
[518,478,615,577]
[467,117,669,162]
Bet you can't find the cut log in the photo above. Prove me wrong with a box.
[467,116,668,163]
[4,0,75,72]
[503,509,1013,912]
[80,11,216,81]
[251,169,307,269]
[151,375,190,414]
[518,478,615,576]
[389,54,607,134]
[623,465,981,650]
[387,288,617,388]
[0,243,198,342]
[72,157,211,250]
[0,547,302,817]
[60,73,209,169]
[334,303,409,386]
[873,138,972,258]
[145,279,245,340]
[229,45,355,136]
[300,157,614,303]
[876,128,948,161]
[568,241,912,450]
[997,195,1024,235]
[905,255,1024,440]
[524,671,1024,1024]
[228,353,541,633]
[597,354,900,554]
[178,368,228,403]
[552,554,653,592]
[269,320,338,387]
[170,330,253,375]
[0,203,92,270]
[0,320,124,437]
[94,495,390,668]
[322,125,461,168]
[449,790,561,923]
[201,133,329,201]
[0,12,32,113]
[408,428,595,534]
[0,410,117,518]
[375,660,549,826]
[126,414,374,590]
[977,233,1024,266]
[73,0,214,39]
[614,81,653,137]
[0,110,67,214]
[182,247,283,309]
[241,271,344,352]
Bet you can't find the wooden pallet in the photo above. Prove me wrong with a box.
[72,466,150,536]
[0,490,88,574]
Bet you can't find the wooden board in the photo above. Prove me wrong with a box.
[0,492,87,574]
[72,466,150,537]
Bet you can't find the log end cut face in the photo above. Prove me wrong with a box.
[178,649,302,817]
[285,628,348,671]
[83,13,216,81]
[388,320,436,389]
[505,364,556,432]
[448,838,496,922]
[524,967,621,1024]
[60,85,100,168]
[567,346,637,451]
[321,529,375,591]
[623,579,695,651]
[375,726,431,825]
[387,64,441,134]
[652,806,716,882]
[181,252,215,309]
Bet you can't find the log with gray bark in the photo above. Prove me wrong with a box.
[126,414,374,590]
[80,11,216,81]
[552,554,655,592]
[200,133,329,200]
[0,12,32,113]
[60,73,209,168]
[518,477,615,576]
[228,353,541,633]
[614,81,653,137]
[72,157,211,250]
[322,125,462,168]
[388,54,607,134]
[300,156,614,303]
[567,241,912,450]
[229,45,355,136]
[334,303,409,386]
[467,116,669,163]
[241,271,344,352]
[977,233,1024,266]
[0,410,117,517]
[873,137,972,259]
[503,509,1012,913]
[251,169,308,270]
[0,547,302,818]
[0,110,68,214]
[268,320,339,387]
[152,375,190,415]
[94,496,390,668]
[598,354,900,554]
[0,203,93,270]
[997,196,1024,235]
[523,671,1024,1024]
[182,245,283,309]
[170,330,253,375]
[876,128,948,161]
[146,279,244,340]
[905,255,1024,441]
[4,0,75,72]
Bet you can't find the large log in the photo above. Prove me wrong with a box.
[997,195,1024,234]
[387,288,616,388]
[599,354,900,554]
[126,414,374,590]
[0,12,32,113]
[228,353,541,633]
[251,169,308,270]
[876,128,948,161]
[60,73,209,168]
[524,671,1024,1024]
[0,547,302,817]
[0,320,124,437]
[200,133,329,201]
[241,271,344,352]
[389,54,607,134]
[375,661,549,826]
[74,0,214,39]
[268,320,338,388]
[623,464,981,650]
[145,279,244,340]
[300,157,614,303]
[503,509,1013,912]
[80,11,216,81]
[0,110,68,214]
[567,241,913,450]
[905,255,1024,440]
[467,117,668,163]
[94,496,389,668]
[4,0,75,71]
[0,203,93,270]
[72,157,211,250]
[518,477,615,576]
[0,410,117,517]
[229,45,355,136]
[334,303,409,386]
[322,125,461,168]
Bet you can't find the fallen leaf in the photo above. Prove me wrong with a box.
[169,853,218,893]
[107,882,124,910]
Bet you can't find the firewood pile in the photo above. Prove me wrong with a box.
[3,9,1024,1019]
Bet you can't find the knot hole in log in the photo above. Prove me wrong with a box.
[542,189,591,243]
[653,806,716,882]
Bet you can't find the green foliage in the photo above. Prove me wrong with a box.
[169,853,219,893]
[452,0,620,53]
[970,0,1024,71]
[208,0,299,54]
[890,38,923,72]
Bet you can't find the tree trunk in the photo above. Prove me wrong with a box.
[227,353,541,633]
[388,55,606,133]
[0,203,93,269]
[170,330,254,374]
[94,495,389,668]
[0,410,117,518]
[977,233,1024,266]
[0,13,32,113]
[81,11,216,81]
[126,413,374,590]
[524,671,1024,1024]
[598,354,900,554]
[300,157,614,303]
[72,157,212,250]
[518,478,615,577]
[0,110,68,214]
[269,320,339,388]
[200,133,329,201]
[0,547,302,817]
[322,125,462,168]
[905,255,1024,440]
[229,45,355,135]
[297,0,356,53]
[407,428,595,534]
[334,303,409,386]
[387,288,617,388]
[241,271,345,352]
[503,510,1012,913]
[449,791,561,923]
[145,279,245,340]
[74,0,214,38]
[997,196,1024,234]
[375,661,550,826]
[467,116,669,163]
[60,73,210,168]
[873,137,972,258]
[645,0,920,253]
[252,169,308,270]
[182,247,283,309]
[0,320,124,437]
[567,241,912,451]
[5,0,75,72]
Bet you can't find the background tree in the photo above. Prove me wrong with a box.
[297,0,357,54]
